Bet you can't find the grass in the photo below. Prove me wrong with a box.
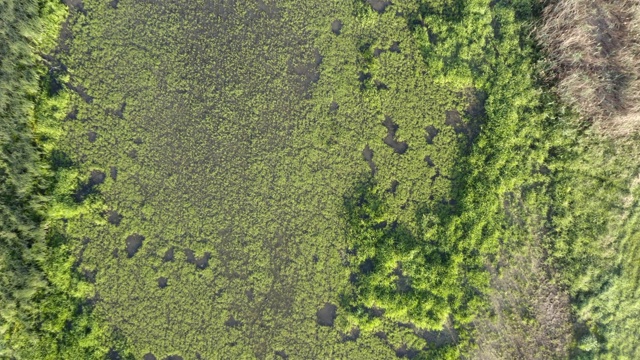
[2,0,640,359]
[537,0,640,135]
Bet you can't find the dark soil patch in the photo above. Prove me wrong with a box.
[107,210,122,226]
[164,356,183,360]
[184,249,196,263]
[430,168,440,182]
[331,19,343,35]
[366,306,385,317]
[142,353,156,360]
[375,331,388,340]
[184,249,210,268]
[358,71,372,90]
[367,0,392,13]
[133,137,143,145]
[83,268,96,283]
[65,82,93,103]
[424,156,435,167]
[157,277,168,289]
[417,328,458,347]
[389,41,401,53]
[50,150,73,170]
[290,53,321,86]
[107,349,123,360]
[362,144,377,175]
[90,170,106,185]
[88,130,97,143]
[387,180,399,194]
[195,252,211,269]
[382,116,408,154]
[375,80,388,90]
[316,303,337,327]
[65,107,78,121]
[163,247,174,261]
[112,248,119,258]
[127,149,138,159]
[109,0,119,8]
[110,166,118,180]
[330,101,339,112]
[342,327,360,342]
[393,263,412,293]
[125,234,144,258]
[359,258,375,274]
[395,344,420,358]
[445,109,481,144]
[224,315,242,327]
[275,350,288,359]
[246,289,254,301]
[464,88,487,120]
[373,48,384,57]
[74,170,106,202]
[425,125,439,144]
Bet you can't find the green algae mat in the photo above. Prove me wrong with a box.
[56,0,471,357]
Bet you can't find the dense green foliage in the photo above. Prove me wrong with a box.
[0,0,132,358]
[2,0,640,358]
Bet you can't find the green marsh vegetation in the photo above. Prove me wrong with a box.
[2,0,640,358]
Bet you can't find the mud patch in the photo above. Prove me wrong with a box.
[382,116,408,154]
[316,303,337,326]
[125,234,144,258]
[184,249,196,263]
[164,356,183,360]
[109,0,119,8]
[424,156,435,167]
[83,268,96,283]
[367,0,392,13]
[51,150,73,170]
[107,210,123,226]
[387,180,399,194]
[359,258,375,274]
[464,88,487,120]
[66,82,93,103]
[330,101,339,112]
[157,277,168,289]
[331,19,343,35]
[88,130,97,143]
[362,145,377,175]
[275,350,288,359]
[395,344,420,358]
[142,354,156,360]
[224,315,242,327]
[342,327,360,342]
[163,247,174,261]
[389,41,401,53]
[74,170,106,202]
[393,263,411,293]
[107,349,123,360]
[110,166,118,180]
[127,149,138,159]
[425,125,439,144]
[90,170,106,185]
[445,109,481,143]
[375,80,389,90]
[195,252,211,269]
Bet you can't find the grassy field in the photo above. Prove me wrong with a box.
[2,0,640,359]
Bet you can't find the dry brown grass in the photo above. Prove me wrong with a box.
[537,0,640,136]
[470,242,573,360]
